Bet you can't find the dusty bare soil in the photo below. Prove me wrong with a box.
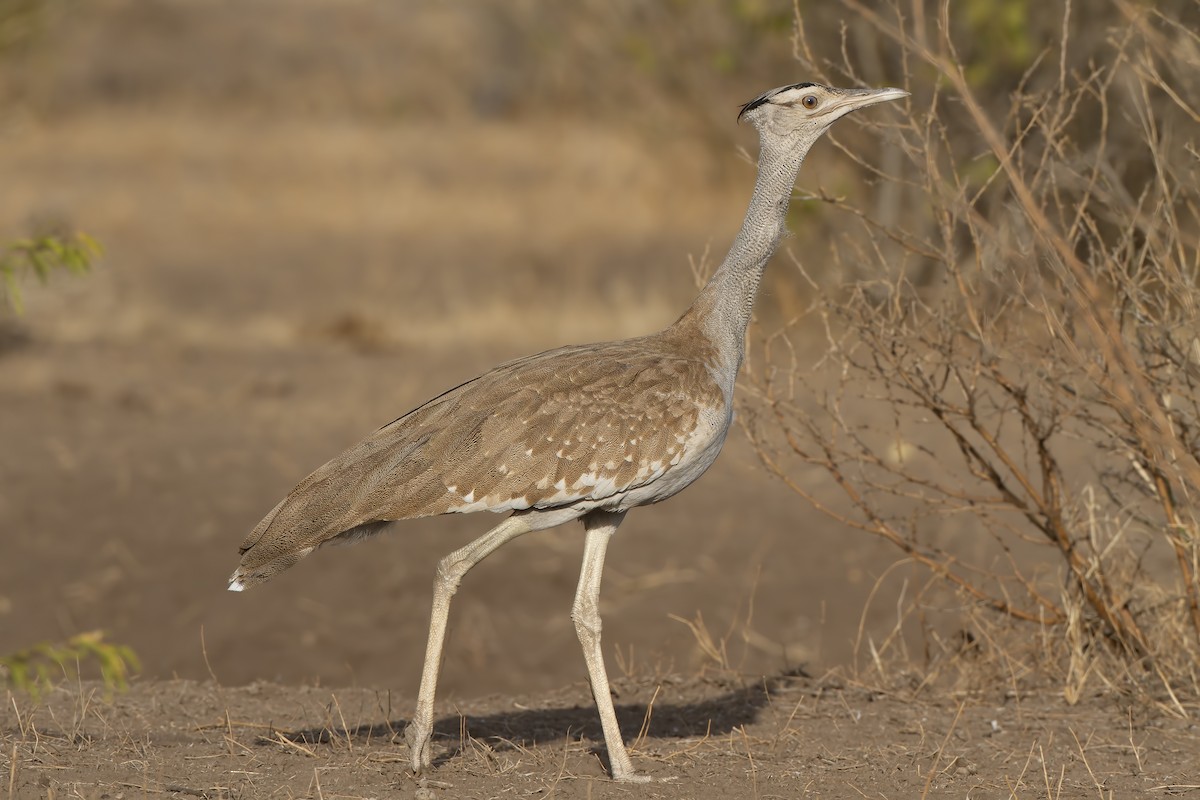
[3,2,1199,798]
[6,674,1198,799]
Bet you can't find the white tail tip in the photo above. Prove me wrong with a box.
[228,577,245,592]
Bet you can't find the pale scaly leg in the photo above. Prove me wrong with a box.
[407,514,534,774]
[572,510,651,783]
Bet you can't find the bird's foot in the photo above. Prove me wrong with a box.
[611,768,682,783]
[609,758,666,783]
[609,753,667,782]
[613,772,655,784]
[405,720,434,774]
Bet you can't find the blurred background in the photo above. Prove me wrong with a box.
[4,0,1187,698]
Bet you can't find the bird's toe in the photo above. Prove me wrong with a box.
[405,721,435,773]
[617,773,655,784]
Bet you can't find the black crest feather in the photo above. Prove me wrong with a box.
[737,82,819,121]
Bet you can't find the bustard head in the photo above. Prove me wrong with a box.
[738,82,907,146]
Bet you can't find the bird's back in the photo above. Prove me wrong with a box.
[232,319,729,588]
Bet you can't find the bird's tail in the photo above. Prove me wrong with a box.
[228,460,377,591]
[227,496,316,591]
[229,514,394,590]
[228,431,431,591]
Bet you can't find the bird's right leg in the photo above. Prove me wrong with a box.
[406,515,534,775]
[572,510,653,783]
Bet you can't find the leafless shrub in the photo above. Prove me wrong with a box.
[743,0,1200,701]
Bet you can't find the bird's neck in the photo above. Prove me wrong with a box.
[678,138,809,377]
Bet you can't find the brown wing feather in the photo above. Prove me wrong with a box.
[232,326,722,587]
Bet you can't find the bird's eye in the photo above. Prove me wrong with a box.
[802,95,819,109]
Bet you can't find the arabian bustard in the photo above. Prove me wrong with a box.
[229,83,906,782]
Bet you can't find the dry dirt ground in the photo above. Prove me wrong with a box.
[5,674,1198,799]
[2,2,1199,798]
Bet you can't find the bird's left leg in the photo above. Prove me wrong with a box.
[572,509,652,783]
[407,514,534,774]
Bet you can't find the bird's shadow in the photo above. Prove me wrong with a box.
[269,672,803,769]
